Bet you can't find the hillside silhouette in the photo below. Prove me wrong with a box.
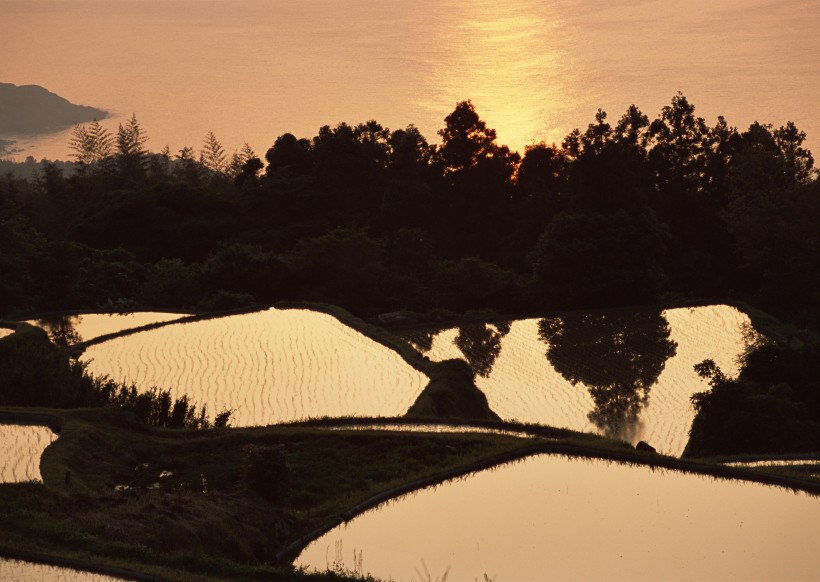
[0,82,107,134]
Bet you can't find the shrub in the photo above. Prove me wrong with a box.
[242,444,290,502]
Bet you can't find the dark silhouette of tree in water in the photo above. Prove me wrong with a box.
[538,310,677,441]
[454,322,512,378]
[36,315,82,347]
[402,322,512,378]
[403,329,440,353]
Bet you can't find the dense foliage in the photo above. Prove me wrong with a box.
[0,324,229,429]
[685,341,820,456]
[1,94,816,327]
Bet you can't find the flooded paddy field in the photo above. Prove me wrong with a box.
[327,423,539,439]
[0,558,120,581]
[402,305,754,455]
[0,328,13,340]
[26,312,188,346]
[81,308,428,426]
[297,453,820,581]
[0,424,57,483]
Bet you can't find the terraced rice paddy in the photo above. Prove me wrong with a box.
[81,309,428,426]
[296,454,820,581]
[0,558,120,581]
[0,424,57,483]
[26,312,188,346]
[724,459,820,468]
[403,305,754,455]
[328,424,537,439]
[0,328,13,340]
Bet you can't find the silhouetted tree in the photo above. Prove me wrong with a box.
[645,94,738,294]
[290,228,387,312]
[773,121,815,184]
[539,310,677,441]
[174,146,202,182]
[115,114,149,179]
[69,119,113,166]
[724,123,820,318]
[435,101,520,256]
[201,242,289,303]
[265,133,313,176]
[614,104,650,148]
[227,143,257,177]
[431,257,518,311]
[200,131,228,173]
[686,341,820,456]
[387,125,435,180]
[530,208,669,307]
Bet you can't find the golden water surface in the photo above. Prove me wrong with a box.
[296,454,820,581]
[80,309,428,426]
[404,305,752,455]
[0,424,57,483]
[26,312,187,346]
[0,559,119,581]
[1,1,818,159]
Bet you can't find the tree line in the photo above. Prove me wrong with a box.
[1,94,818,329]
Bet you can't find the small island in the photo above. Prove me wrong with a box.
[0,82,107,135]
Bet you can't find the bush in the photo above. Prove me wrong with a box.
[242,444,290,502]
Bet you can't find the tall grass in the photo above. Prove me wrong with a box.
[0,322,230,429]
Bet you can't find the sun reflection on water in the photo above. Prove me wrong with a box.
[418,1,578,151]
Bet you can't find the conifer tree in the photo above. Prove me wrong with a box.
[200,131,227,173]
[68,119,113,164]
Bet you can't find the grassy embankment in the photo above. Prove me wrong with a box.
[4,302,820,579]
[0,305,520,579]
[4,406,820,581]
[0,405,616,580]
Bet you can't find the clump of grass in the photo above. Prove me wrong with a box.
[0,321,230,429]
[406,360,499,422]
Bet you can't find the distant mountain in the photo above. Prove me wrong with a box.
[0,82,108,135]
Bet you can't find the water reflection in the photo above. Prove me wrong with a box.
[402,305,752,455]
[0,424,58,483]
[419,0,574,149]
[538,310,677,441]
[453,323,511,378]
[3,1,819,160]
[724,459,820,468]
[26,312,187,346]
[327,423,537,439]
[297,454,820,581]
[404,329,440,353]
[81,308,428,427]
[33,315,83,347]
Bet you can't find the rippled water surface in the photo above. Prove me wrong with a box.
[0,559,120,581]
[81,309,428,426]
[0,424,57,483]
[0,328,13,340]
[2,1,817,159]
[26,312,187,346]
[403,305,753,455]
[296,454,820,581]
[328,424,537,439]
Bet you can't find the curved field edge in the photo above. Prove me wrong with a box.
[277,435,820,566]
[2,409,820,582]
[0,407,551,580]
[68,305,270,354]
[65,303,421,367]
[67,301,496,422]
